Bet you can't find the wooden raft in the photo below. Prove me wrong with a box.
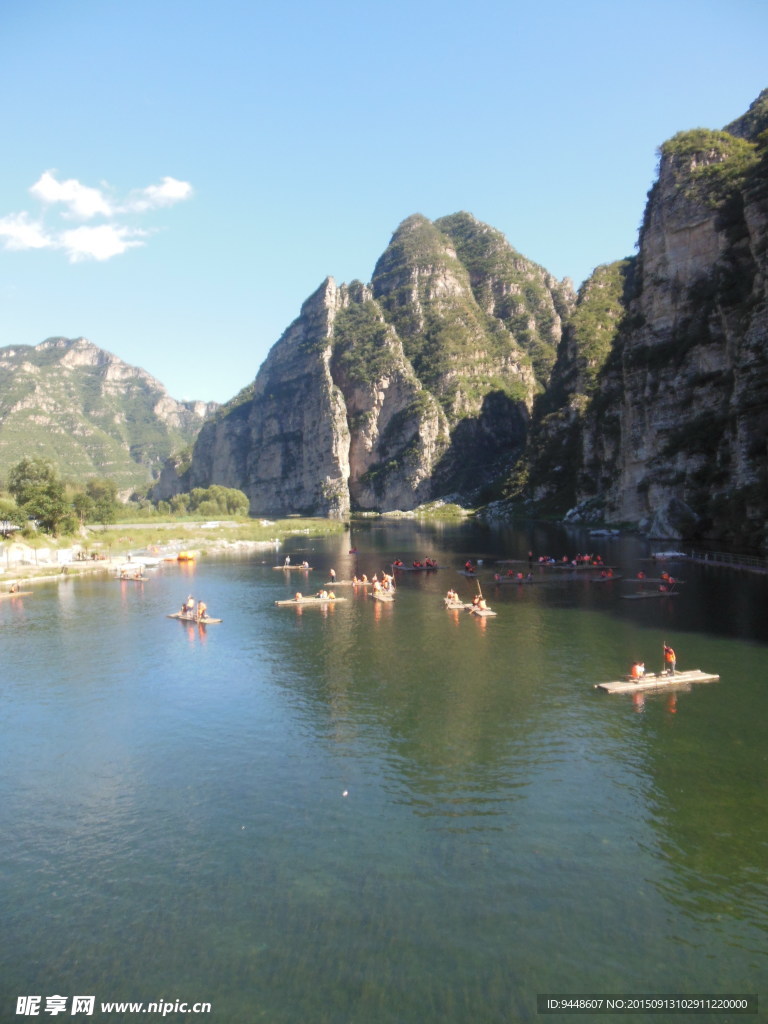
[167,612,222,623]
[595,669,719,694]
[274,596,346,606]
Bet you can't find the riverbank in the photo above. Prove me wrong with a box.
[0,516,347,586]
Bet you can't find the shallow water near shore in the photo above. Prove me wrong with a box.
[1,520,766,1022]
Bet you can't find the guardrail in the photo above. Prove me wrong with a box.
[686,550,768,573]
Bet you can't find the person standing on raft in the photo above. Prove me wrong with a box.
[663,644,676,675]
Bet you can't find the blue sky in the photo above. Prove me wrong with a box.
[0,0,765,404]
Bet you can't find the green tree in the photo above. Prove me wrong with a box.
[86,478,119,525]
[7,457,78,535]
[8,457,60,506]
[23,486,75,536]
[170,493,190,515]
[72,492,96,525]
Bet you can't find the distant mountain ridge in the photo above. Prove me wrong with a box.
[0,337,217,491]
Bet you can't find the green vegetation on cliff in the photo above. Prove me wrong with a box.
[661,129,759,205]
[330,300,399,384]
[436,212,566,383]
[370,213,544,424]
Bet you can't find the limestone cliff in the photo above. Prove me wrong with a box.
[156,214,574,515]
[519,90,768,547]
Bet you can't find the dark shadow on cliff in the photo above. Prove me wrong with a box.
[431,390,529,499]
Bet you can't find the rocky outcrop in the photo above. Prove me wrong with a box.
[0,337,216,491]
[157,214,574,516]
[521,89,768,547]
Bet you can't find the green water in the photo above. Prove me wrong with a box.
[1,521,765,1022]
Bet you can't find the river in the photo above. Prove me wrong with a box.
[1,520,765,1023]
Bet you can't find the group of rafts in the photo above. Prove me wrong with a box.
[273,551,718,693]
[274,557,495,616]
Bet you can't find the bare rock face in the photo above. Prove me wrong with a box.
[163,214,572,516]
[181,279,352,516]
[507,91,768,548]
[549,90,768,547]
[641,497,701,540]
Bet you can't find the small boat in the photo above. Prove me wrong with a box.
[0,590,33,600]
[177,551,197,562]
[595,669,719,694]
[167,612,222,623]
[134,555,162,568]
[274,595,346,606]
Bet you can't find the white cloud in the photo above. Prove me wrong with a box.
[0,170,193,262]
[124,176,194,212]
[0,212,54,250]
[59,224,149,262]
[30,170,112,219]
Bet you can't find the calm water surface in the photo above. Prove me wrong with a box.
[1,521,766,1023]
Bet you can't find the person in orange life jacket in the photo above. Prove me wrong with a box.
[664,644,676,675]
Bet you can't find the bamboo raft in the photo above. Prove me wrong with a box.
[0,590,33,600]
[320,579,372,587]
[595,669,719,694]
[392,564,440,571]
[444,599,496,616]
[622,590,680,600]
[624,577,686,584]
[273,565,313,571]
[274,596,346,606]
[167,612,222,624]
[371,591,395,602]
